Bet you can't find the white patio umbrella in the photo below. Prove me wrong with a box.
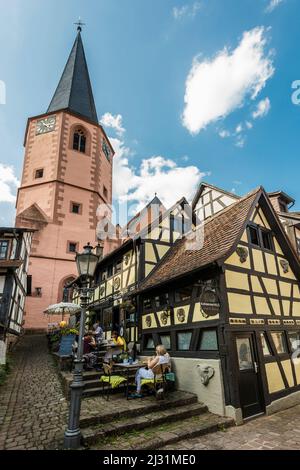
[44,302,81,320]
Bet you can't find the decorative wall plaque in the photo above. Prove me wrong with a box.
[197,365,215,386]
[145,315,152,328]
[250,319,265,325]
[236,246,249,263]
[99,286,105,296]
[268,319,281,325]
[229,318,247,325]
[280,259,289,273]
[283,319,295,325]
[124,254,130,266]
[160,310,169,325]
[113,277,121,290]
[176,308,186,323]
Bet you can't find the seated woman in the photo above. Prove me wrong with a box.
[83,331,97,369]
[104,331,127,363]
[129,345,170,398]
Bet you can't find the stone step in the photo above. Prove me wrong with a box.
[84,379,103,389]
[82,386,116,398]
[82,402,208,446]
[82,371,103,381]
[80,391,198,428]
[88,412,234,450]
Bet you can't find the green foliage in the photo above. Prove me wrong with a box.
[0,367,6,385]
[49,334,60,343]
[0,356,12,386]
[60,328,78,336]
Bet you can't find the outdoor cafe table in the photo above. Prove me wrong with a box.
[115,362,143,398]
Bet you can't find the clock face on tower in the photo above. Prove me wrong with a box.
[102,139,111,161]
[36,116,56,135]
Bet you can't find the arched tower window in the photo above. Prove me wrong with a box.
[58,276,76,303]
[73,128,86,153]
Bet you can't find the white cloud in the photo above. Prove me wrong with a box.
[111,138,205,212]
[173,2,202,20]
[245,120,253,129]
[235,123,243,133]
[252,97,271,119]
[0,163,19,203]
[182,27,274,134]
[235,135,246,148]
[219,129,231,138]
[100,112,125,136]
[265,0,284,13]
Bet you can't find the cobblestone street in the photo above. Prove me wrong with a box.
[0,335,68,450]
[162,406,300,450]
[1,334,300,450]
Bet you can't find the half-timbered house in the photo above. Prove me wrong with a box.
[137,186,300,422]
[0,228,34,363]
[77,197,193,343]
[81,182,300,423]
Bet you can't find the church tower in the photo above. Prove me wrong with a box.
[16,28,114,331]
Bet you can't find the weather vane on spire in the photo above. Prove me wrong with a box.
[74,17,86,32]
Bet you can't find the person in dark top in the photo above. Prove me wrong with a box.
[83,331,97,369]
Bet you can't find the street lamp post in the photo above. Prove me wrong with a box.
[63,243,100,449]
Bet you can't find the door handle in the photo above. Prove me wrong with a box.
[254,362,258,373]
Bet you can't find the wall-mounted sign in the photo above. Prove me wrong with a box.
[200,288,220,318]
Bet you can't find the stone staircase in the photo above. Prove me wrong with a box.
[60,370,106,399]
[79,391,234,450]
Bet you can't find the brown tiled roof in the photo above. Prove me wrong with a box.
[139,187,261,292]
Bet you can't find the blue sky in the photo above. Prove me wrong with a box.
[0,0,300,226]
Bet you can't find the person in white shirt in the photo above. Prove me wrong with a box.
[129,345,170,398]
[93,321,104,345]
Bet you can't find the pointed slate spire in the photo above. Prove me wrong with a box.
[47,31,98,124]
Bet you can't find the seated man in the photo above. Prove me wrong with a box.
[129,345,170,398]
[104,330,127,363]
[83,331,97,369]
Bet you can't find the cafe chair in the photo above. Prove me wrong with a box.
[140,363,171,400]
[99,363,128,400]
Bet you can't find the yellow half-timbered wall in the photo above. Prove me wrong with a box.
[84,247,138,306]
[224,203,300,395]
[225,204,300,324]
[195,187,238,222]
[142,301,220,331]
[144,203,192,278]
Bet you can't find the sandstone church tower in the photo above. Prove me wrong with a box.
[15,27,114,331]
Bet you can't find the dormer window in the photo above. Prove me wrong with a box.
[248,224,274,252]
[73,128,86,153]
[279,201,287,213]
[261,229,273,251]
[249,226,259,246]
